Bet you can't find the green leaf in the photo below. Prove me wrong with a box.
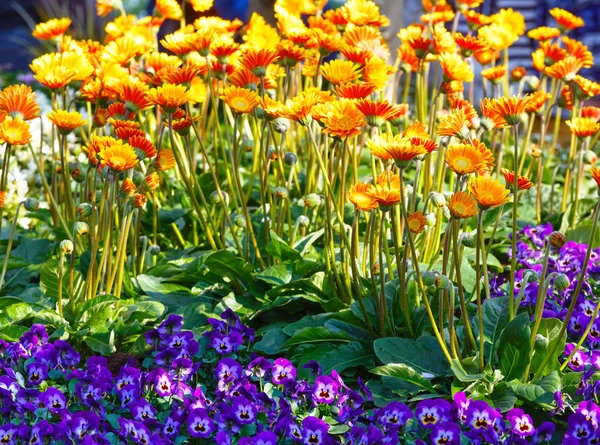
[254,262,292,286]
[77,295,119,317]
[280,327,352,351]
[204,250,254,283]
[481,296,510,361]
[530,318,565,376]
[511,371,561,404]
[450,359,484,382]
[373,337,450,376]
[40,258,85,303]
[84,332,114,355]
[370,364,436,393]
[489,382,517,412]
[253,328,289,355]
[497,313,532,381]
[315,341,376,374]
[266,231,302,262]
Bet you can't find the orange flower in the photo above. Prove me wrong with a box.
[368,133,426,167]
[161,32,194,56]
[276,40,307,67]
[311,29,345,56]
[348,181,378,211]
[511,67,527,82]
[439,52,474,83]
[355,99,396,127]
[582,106,600,122]
[549,7,584,32]
[155,149,176,171]
[563,37,594,68]
[320,59,361,85]
[468,176,511,209]
[532,42,566,72]
[281,91,329,126]
[388,103,410,126]
[0,117,31,146]
[120,178,136,197]
[367,182,401,210]
[566,117,600,138]
[407,211,427,233]
[407,36,431,59]
[448,97,478,123]
[317,99,365,140]
[260,96,284,121]
[343,26,390,61]
[545,55,584,82]
[144,172,160,191]
[411,136,438,155]
[239,49,279,77]
[341,47,373,66]
[501,169,533,190]
[453,33,487,57]
[591,167,600,188]
[221,86,260,115]
[480,98,508,129]
[96,0,114,17]
[211,35,240,64]
[527,26,561,41]
[445,143,486,175]
[119,82,152,112]
[396,45,419,73]
[574,76,600,100]
[47,109,86,134]
[162,65,203,86]
[448,191,477,219]
[485,95,531,126]
[472,139,495,173]
[156,0,183,20]
[524,90,550,114]
[463,10,491,30]
[97,138,139,171]
[129,135,157,159]
[335,81,377,99]
[438,109,471,139]
[0,85,40,122]
[132,194,147,208]
[32,18,71,40]
[147,84,193,114]
[481,65,507,84]
[473,48,500,66]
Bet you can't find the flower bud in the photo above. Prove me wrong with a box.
[254,107,265,120]
[267,146,278,161]
[422,271,438,287]
[435,274,451,290]
[284,152,297,165]
[132,193,147,208]
[534,334,549,350]
[73,221,89,236]
[459,231,475,248]
[210,190,229,206]
[304,193,322,209]
[525,75,540,91]
[371,262,380,275]
[76,203,92,218]
[274,187,288,199]
[144,172,160,191]
[149,244,161,256]
[70,163,86,183]
[120,178,136,198]
[234,214,247,228]
[132,171,144,186]
[430,192,446,208]
[60,239,74,255]
[554,273,570,291]
[23,198,39,212]
[584,150,598,165]
[273,118,290,134]
[296,215,310,228]
[241,137,254,152]
[425,212,436,226]
[549,231,566,249]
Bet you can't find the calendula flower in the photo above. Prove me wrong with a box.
[368,133,425,167]
[438,109,472,139]
[132,193,147,208]
[118,82,152,112]
[524,90,550,114]
[472,139,495,172]
[97,138,139,171]
[276,40,307,67]
[453,33,487,57]
[431,24,456,55]
[545,55,584,82]
[47,110,86,134]
[468,176,511,209]
[355,99,397,127]
[446,143,486,176]
[0,117,31,146]
[129,135,157,160]
[478,23,518,51]
[189,0,214,12]
[439,53,474,83]
[501,169,533,190]
[239,48,279,77]
[481,65,507,84]
[527,26,561,41]
[480,98,508,129]
[549,8,584,32]
[362,57,394,91]
[511,67,527,82]
[320,59,361,85]
[280,91,326,126]
[155,149,176,171]
[147,84,193,114]
[317,99,365,140]
[156,0,183,20]
[0,84,40,122]
[32,17,71,40]
[448,191,477,219]
[464,10,491,30]
[344,26,390,60]
[144,172,160,191]
[221,86,260,115]
[582,106,600,122]
[120,178,136,197]
[388,103,410,126]
[407,212,427,233]
[574,76,600,100]
[566,118,600,138]
[473,48,500,66]
[448,97,478,123]
[335,82,377,100]
[591,167,600,188]
[532,42,566,72]
[96,0,114,17]
[367,182,401,210]
[348,181,378,211]
[563,37,594,68]
[342,0,389,27]
[485,95,531,126]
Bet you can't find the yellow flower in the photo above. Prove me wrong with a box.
[362,56,394,90]
[348,181,378,211]
[221,86,260,115]
[320,59,361,85]
[439,52,473,83]
[0,117,31,146]
[189,0,214,12]
[448,191,477,219]
[468,176,511,209]
[156,0,183,20]
[316,99,365,140]
[0,85,40,122]
[438,109,472,139]
[97,138,139,171]
[407,211,427,233]
[147,84,194,114]
[96,0,115,17]
[485,95,531,126]
[478,22,518,51]
[47,110,87,134]
[32,18,71,40]
[566,117,600,138]
[445,143,486,175]
[549,7,584,32]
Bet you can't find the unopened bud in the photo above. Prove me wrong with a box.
[132,193,147,208]
[23,198,39,212]
[297,215,310,228]
[274,187,288,199]
[435,274,451,290]
[60,239,74,255]
[371,262,380,275]
[534,334,549,350]
[273,118,290,134]
[284,152,297,165]
[253,107,265,120]
[234,214,247,228]
[149,244,161,256]
[425,212,436,226]
[549,231,566,249]
[422,271,438,287]
[210,190,229,205]
[554,273,570,291]
[144,172,160,191]
[304,193,322,209]
[241,137,254,152]
[459,231,475,248]
[430,192,446,208]
[76,203,92,218]
[73,221,89,236]
[584,150,598,165]
[267,146,278,161]
[132,171,144,187]
[70,163,86,183]
[120,178,136,198]
[525,75,540,91]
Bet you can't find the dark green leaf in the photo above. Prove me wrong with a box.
[370,364,436,393]
[373,336,450,376]
[497,313,531,381]
[280,327,352,350]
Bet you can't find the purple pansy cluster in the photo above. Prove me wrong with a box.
[0,309,575,444]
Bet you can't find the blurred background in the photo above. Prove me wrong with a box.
[2,0,599,80]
